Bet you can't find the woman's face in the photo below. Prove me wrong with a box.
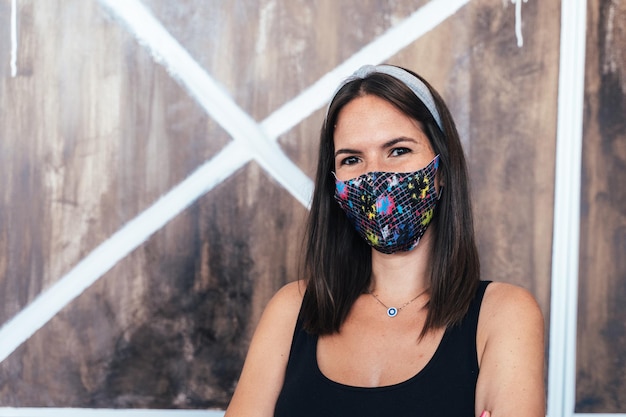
[333,94,437,182]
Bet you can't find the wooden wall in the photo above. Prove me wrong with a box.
[576,0,626,412]
[0,0,622,413]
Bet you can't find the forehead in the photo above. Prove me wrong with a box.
[333,95,429,148]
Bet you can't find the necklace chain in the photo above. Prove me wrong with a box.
[368,288,428,318]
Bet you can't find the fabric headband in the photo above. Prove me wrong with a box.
[329,64,444,132]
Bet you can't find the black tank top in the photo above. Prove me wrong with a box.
[274,281,490,417]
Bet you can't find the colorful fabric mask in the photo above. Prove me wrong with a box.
[333,155,440,254]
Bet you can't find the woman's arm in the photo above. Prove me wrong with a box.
[475,282,546,417]
[224,281,305,417]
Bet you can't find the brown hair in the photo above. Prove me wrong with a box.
[300,66,480,337]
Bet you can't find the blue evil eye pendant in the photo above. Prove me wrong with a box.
[387,307,398,317]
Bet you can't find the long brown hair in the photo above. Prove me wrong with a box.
[300,66,480,337]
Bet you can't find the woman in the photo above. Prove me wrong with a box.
[225,65,545,417]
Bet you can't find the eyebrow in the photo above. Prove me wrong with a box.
[334,136,420,158]
[334,148,362,157]
[382,136,419,149]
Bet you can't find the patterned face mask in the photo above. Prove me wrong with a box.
[333,155,440,254]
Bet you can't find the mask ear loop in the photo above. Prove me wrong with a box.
[432,154,443,200]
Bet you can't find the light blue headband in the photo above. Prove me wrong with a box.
[329,64,443,131]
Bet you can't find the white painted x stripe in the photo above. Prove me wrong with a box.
[98,0,314,207]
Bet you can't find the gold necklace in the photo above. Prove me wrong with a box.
[368,288,428,317]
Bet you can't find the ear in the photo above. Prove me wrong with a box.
[435,172,445,198]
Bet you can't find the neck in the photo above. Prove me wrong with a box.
[369,228,433,301]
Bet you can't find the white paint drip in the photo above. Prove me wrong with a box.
[10,0,17,77]
[255,0,276,55]
[512,0,528,47]
[0,408,224,417]
[604,3,615,73]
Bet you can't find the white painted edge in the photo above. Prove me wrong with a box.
[0,142,249,363]
[573,415,626,417]
[0,409,224,417]
[546,0,587,416]
[2,410,621,417]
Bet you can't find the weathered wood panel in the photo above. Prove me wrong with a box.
[0,0,561,410]
[576,0,626,412]
[0,0,228,324]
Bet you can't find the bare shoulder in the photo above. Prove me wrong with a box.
[246,279,306,354]
[477,282,545,367]
[275,279,307,302]
[475,282,546,416]
[480,282,543,327]
[263,280,306,321]
[251,280,306,348]
[224,280,306,417]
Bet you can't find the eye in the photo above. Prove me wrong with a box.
[340,156,360,166]
[390,147,411,157]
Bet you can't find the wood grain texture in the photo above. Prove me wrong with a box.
[399,0,559,321]
[415,3,560,395]
[576,0,626,412]
[0,0,562,410]
[0,0,227,323]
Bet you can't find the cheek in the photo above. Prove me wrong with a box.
[334,167,355,182]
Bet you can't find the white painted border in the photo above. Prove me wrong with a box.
[547,0,587,417]
[0,409,223,417]
[574,415,626,417]
[546,1,626,415]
